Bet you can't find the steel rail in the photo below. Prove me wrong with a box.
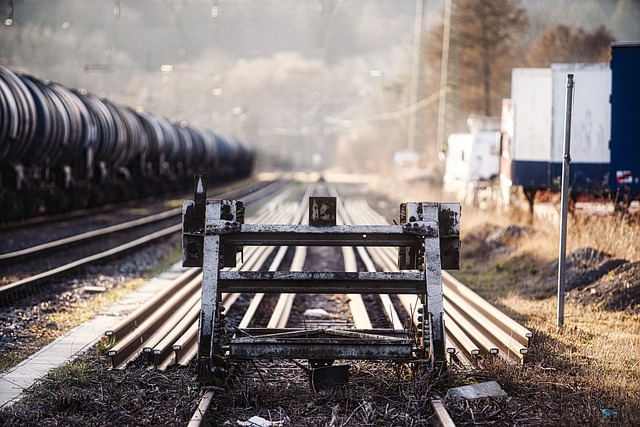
[108,275,245,370]
[0,178,284,305]
[347,203,477,365]
[152,300,201,367]
[173,200,303,366]
[442,271,532,349]
[339,198,404,331]
[266,184,317,330]
[0,208,181,263]
[105,192,303,370]
[237,203,299,329]
[346,198,531,364]
[0,177,284,264]
[142,291,201,358]
[107,274,202,368]
[334,189,377,331]
[431,398,456,427]
[173,322,199,366]
[0,224,182,304]
[362,230,499,362]
[99,186,452,424]
[187,390,216,427]
[105,267,202,340]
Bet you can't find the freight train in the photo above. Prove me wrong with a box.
[498,42,640,212]
[0,66,255,222]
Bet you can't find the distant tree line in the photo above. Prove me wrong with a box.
[422,0,615,157]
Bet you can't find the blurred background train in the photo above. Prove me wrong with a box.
[0,66,255,222]
[443,42,639,213]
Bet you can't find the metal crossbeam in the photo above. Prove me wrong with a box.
[230,329,414,360]
[205,223,434,247]
[219,271,426,294]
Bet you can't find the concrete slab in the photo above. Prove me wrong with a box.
[0,262,188,408]
[445,380,508,402]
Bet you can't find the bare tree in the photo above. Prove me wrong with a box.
[454,0,528,117]
[424,0,528,137]
[526,25,614,67]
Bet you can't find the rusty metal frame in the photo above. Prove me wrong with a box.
[230,328,413,360]
[182,175,460,380]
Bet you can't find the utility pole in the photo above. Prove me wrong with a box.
[436,0,453,155]
[407,0,424,153]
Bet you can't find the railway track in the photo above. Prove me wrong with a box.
[0,178,531,425]
[102,183,411,369]
[0,178,286,305]
[345,198,532,365]
[97,180,530,424]
[105,185,315,370]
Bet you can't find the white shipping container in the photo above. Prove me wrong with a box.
[551,63,611,164]
[511,68,552,162]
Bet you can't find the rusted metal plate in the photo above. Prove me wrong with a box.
[219,270,426,294]
[398,202,460,270]
[238,328,409,339]
[229,328,414,360]
[309,197,337,226]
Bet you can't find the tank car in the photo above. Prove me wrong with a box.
[0,66,254,221]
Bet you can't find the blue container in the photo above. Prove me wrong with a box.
[609,42,640,196]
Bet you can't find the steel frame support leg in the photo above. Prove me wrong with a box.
[197,232,221,381]
[422,203,446,371]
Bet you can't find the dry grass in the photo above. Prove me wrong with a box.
[450,204,640,425]
[369,174,640,424]
[568,214,640,262]
[0,279,149,373]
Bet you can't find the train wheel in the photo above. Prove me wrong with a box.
[45,187,73,215]
[1,192,24,221]
[23,191,46,218]
[89,185,106,207]
[71,187,89,210]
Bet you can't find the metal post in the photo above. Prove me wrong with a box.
[407,0,424,152]
[557,74,574,329]
[436,0,453,156]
